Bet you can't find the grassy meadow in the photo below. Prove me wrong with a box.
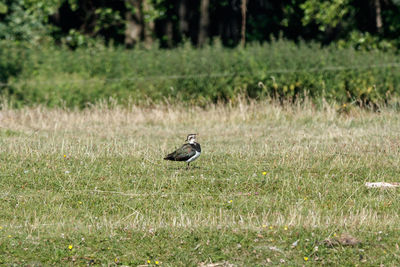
[0,101,400,265]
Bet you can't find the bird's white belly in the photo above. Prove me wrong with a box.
[186,151,201,162]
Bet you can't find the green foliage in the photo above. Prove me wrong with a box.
[1,0,400,50]
[93,7,123,34]
[0,41,27,84]
[0,1,7,14]
[3,41,400,108]
[337,31,396,52]
[62,29,107,49]
[0,0,61,43]
[301,0,350,31]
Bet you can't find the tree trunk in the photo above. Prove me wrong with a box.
[165,20,174,47]
[179,0,189,37]
[79,0,96,36]
[240,0,247,47]
[198,0,210,46]
[142,0,155,47]
[125,0,143,47]
[375,0,383,33]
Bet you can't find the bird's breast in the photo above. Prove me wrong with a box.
[186,151,201,162]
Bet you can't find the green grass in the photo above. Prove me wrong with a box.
[1,102,400,266]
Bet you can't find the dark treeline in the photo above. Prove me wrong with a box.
[1,0,400,49]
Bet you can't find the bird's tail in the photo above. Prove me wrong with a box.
[164,154,174,160]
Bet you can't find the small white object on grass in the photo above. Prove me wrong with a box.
[269,246,284,253]
[365,182,400,188]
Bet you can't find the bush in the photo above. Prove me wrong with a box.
[3,40,400,108]
[0,41,28,83]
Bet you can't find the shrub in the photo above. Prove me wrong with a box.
[3,40,400,108]
[0,41,27,83]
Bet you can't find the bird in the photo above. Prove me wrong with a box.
[164,134,201,168]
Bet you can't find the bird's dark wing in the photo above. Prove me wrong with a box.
[164,143,196,161]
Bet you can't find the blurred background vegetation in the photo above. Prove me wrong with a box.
[1,0,400,49]
[1,0,400,108]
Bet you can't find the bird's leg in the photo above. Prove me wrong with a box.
[186,162,190,170]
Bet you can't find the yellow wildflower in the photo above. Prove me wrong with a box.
[155,261,159,265]
[284,226,288,230]
[228,200,233,203]
[262,171,267,175]
[304,257,308,261]
[68,245,73,250]
[63,154,67,158]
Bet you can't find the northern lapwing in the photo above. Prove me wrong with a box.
[164,134,201,168]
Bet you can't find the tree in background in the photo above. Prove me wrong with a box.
[0,0,60,43]
[198,0,209,46]
[0,0,400,49]
[125,0,157,47]
[300,0,400,49]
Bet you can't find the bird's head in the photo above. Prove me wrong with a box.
[186,134,197,144]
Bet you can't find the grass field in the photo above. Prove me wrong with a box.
[1,100,400,266]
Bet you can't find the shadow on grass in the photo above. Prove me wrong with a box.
[165,165,201,171]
